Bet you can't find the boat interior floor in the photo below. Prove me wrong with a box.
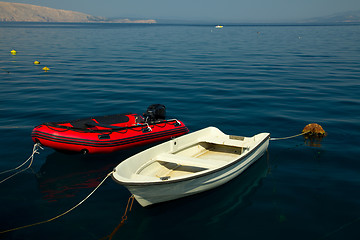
[137,142,247,180]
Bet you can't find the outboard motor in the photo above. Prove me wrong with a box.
[144,104,166,123]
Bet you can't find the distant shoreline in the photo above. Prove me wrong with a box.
[0,1,156,23]
[1,21,359,27]
[0,1,359,24]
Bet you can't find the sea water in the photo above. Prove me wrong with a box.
[0,22,359,239]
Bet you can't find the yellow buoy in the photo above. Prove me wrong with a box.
[34,61,40,65]
[42,66,50,71]
[11,50,17,55]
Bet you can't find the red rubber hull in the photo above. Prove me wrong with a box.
[31,118,189,154]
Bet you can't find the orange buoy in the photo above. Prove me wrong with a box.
[302,123,326,147]
[302,123,326,137]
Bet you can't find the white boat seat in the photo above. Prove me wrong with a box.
[155,153,226,169]
[198,137,250,149]
[130,173,159,181]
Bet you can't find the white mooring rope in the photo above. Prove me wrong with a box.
[0,143,43,184]
[270,131,309,141]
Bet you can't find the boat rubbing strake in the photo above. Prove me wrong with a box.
[31,104,189,154]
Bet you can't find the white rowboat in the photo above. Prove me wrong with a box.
[112,127,270,207]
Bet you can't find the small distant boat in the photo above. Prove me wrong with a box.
[112,127,270,207]
[215,25,223,28]
[31,104,189,154]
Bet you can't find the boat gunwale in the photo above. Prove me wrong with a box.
[112,133,270,186]
[39,118,183,133]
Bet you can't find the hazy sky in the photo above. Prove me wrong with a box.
[2,0,360,22]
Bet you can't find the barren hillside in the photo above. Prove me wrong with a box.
[0,1,156,23]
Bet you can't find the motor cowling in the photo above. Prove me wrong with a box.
[144,104,166,123]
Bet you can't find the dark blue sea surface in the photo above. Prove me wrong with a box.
[0,23,359,240]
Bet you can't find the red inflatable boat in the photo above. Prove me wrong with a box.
[31,104,189,154]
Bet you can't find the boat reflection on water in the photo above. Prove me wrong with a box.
[173,153,270,223]
[35,152,120,202]
[202,154,270,224]
[35,141,165,202]
[131,153,270,227]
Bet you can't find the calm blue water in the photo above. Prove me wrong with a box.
[0,23,359,240]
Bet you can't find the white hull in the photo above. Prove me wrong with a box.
[112,127,270,207]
